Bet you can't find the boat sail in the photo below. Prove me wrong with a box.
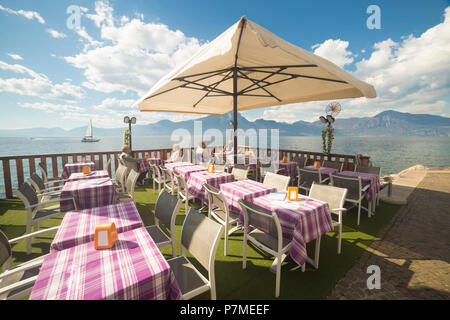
[81,119,100,142]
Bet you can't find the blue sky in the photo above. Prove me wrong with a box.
[0,0,449,129]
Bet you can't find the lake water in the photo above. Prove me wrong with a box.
[0,136,449,197]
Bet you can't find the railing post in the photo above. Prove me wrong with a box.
[2,159,12,199]
[15,157,24,187]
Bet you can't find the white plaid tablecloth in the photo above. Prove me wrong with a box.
[60,178,119,212]
[219,179,276,214]
[60,162,96,179]
[187,171,235,203]
[30,227,182,300]
[253,195,333,267]
[67,170,109,183]
[50,202,144,251]
[174,165,206,182]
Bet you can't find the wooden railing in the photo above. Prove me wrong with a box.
[0,147,369,199]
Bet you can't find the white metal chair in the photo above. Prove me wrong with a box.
[330,174,370,226]
[0,226,59,300]
[160,166,178,195]
[37,162,68,185]
[309,183,347,254]
[27,173,64,202]
[204,183,241,256]
[263,172,290,192]
[112,165,127,192]
[145,190,181,257]
[118,169,140,203]
[322,160,344,172]
[238,199,292,298]
[167,208,224,300]
[150,163,166,195]
[173,171,196,213]
[14,182,75,254]
[297,168,327,194]
[231,166,249,181]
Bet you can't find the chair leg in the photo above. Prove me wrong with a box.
[314,236,321,269]
[275,254,281,298]
[357,202,361,226]
[337,223,342,254]
[242,234,247,269]
[26,220,32,255]
[224,227,228,256]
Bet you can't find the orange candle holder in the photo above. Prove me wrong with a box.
[207,164,215,173]
[282,156,288,163]
[313,161,321,169]
[82,166,91,174]
[94,222,118,250]
[287,187,298,201]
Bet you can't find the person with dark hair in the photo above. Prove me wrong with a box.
[119,145,146,185]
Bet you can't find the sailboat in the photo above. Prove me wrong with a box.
[81,119,100,142]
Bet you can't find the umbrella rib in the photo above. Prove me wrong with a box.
[244,69,348,84]
[237,69,281,102]
[237,67,286,96]
[193,70,233,108]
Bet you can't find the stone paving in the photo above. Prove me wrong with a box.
[327,168,450,300]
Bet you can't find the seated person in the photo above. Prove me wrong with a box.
[119,145,146,185]
[166,144,182,163]
[195,141,209,163]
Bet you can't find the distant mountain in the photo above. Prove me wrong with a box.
[0,110,449,137]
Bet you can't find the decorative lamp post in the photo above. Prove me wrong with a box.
[124,116,137,152]
[320,102,342,155]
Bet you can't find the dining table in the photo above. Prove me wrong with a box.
[174,164,206,182]
[252,193,334,268]
[336,171,380,203]
[29,227,183,300]
[304,165,339,180]
[50,202,144,251]
[219,179,276,215]
[59,177,119,212]
[164,162,194,171]
[66,170,109,183]
[187,170,235,204]
[277,161,297,181]
[60,162,96,180]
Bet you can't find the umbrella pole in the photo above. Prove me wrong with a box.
[233,67,238,165]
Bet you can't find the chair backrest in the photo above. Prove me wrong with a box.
[232,167,249,181]
[263,172,290,192]
[309,183,347,215]
[238,199,283,252]
[203,183,229,220]
[181,208,223,272]
[38,162,48,182]
[293,155,307,168]
[154,190,181,229]
[298,168,321,189]
[160,167,174,185]
[322,160,343,171]
[355,165,381,175]
[173,171,188,196]
[330,174,362,201]
[115,165,127,189]
[125,169,140,198]
[15,182,39,209]
[0,229,12,270]
[28,173,46,193]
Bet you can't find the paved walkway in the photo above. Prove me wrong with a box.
[328,167,450,300]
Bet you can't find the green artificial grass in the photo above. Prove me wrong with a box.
[0,184,401,300]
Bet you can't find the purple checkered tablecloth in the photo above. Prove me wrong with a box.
[252,195,333,267]
[50,202,144,251]
[30,227,182,300]
[304,166,339,179]
[67,170,109,183]
[174,165,206,182]
[60,178,119,212]
[188,171,235,203]
[337,171,380,202]
[137,159,151,173]
[60,162,96,180]
[220,179,276,214]
[164,162,193,171]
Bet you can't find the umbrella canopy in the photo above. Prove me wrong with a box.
[137,17,376,161]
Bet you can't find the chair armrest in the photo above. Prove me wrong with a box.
[8,226,60,244]
[0,275,38,297]
[362,184,370,192]
[320,177,330,183]
[330,207,347,213]
[38,189,62,197]
[44,178,69,185]
[0,259,44,281]
[26,196,74,209]
[42,185,64,191]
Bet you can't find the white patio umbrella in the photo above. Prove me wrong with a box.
[137,17,376,162]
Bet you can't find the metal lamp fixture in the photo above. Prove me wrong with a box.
[124,116,137,151]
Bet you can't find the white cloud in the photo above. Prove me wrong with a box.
[46,28,67,39]
[7,53,23,60]
[0,60,85,101]
[312,39,354,68]
[64,0,203,96]
[18,102,85,113]
[0,4,45,24]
